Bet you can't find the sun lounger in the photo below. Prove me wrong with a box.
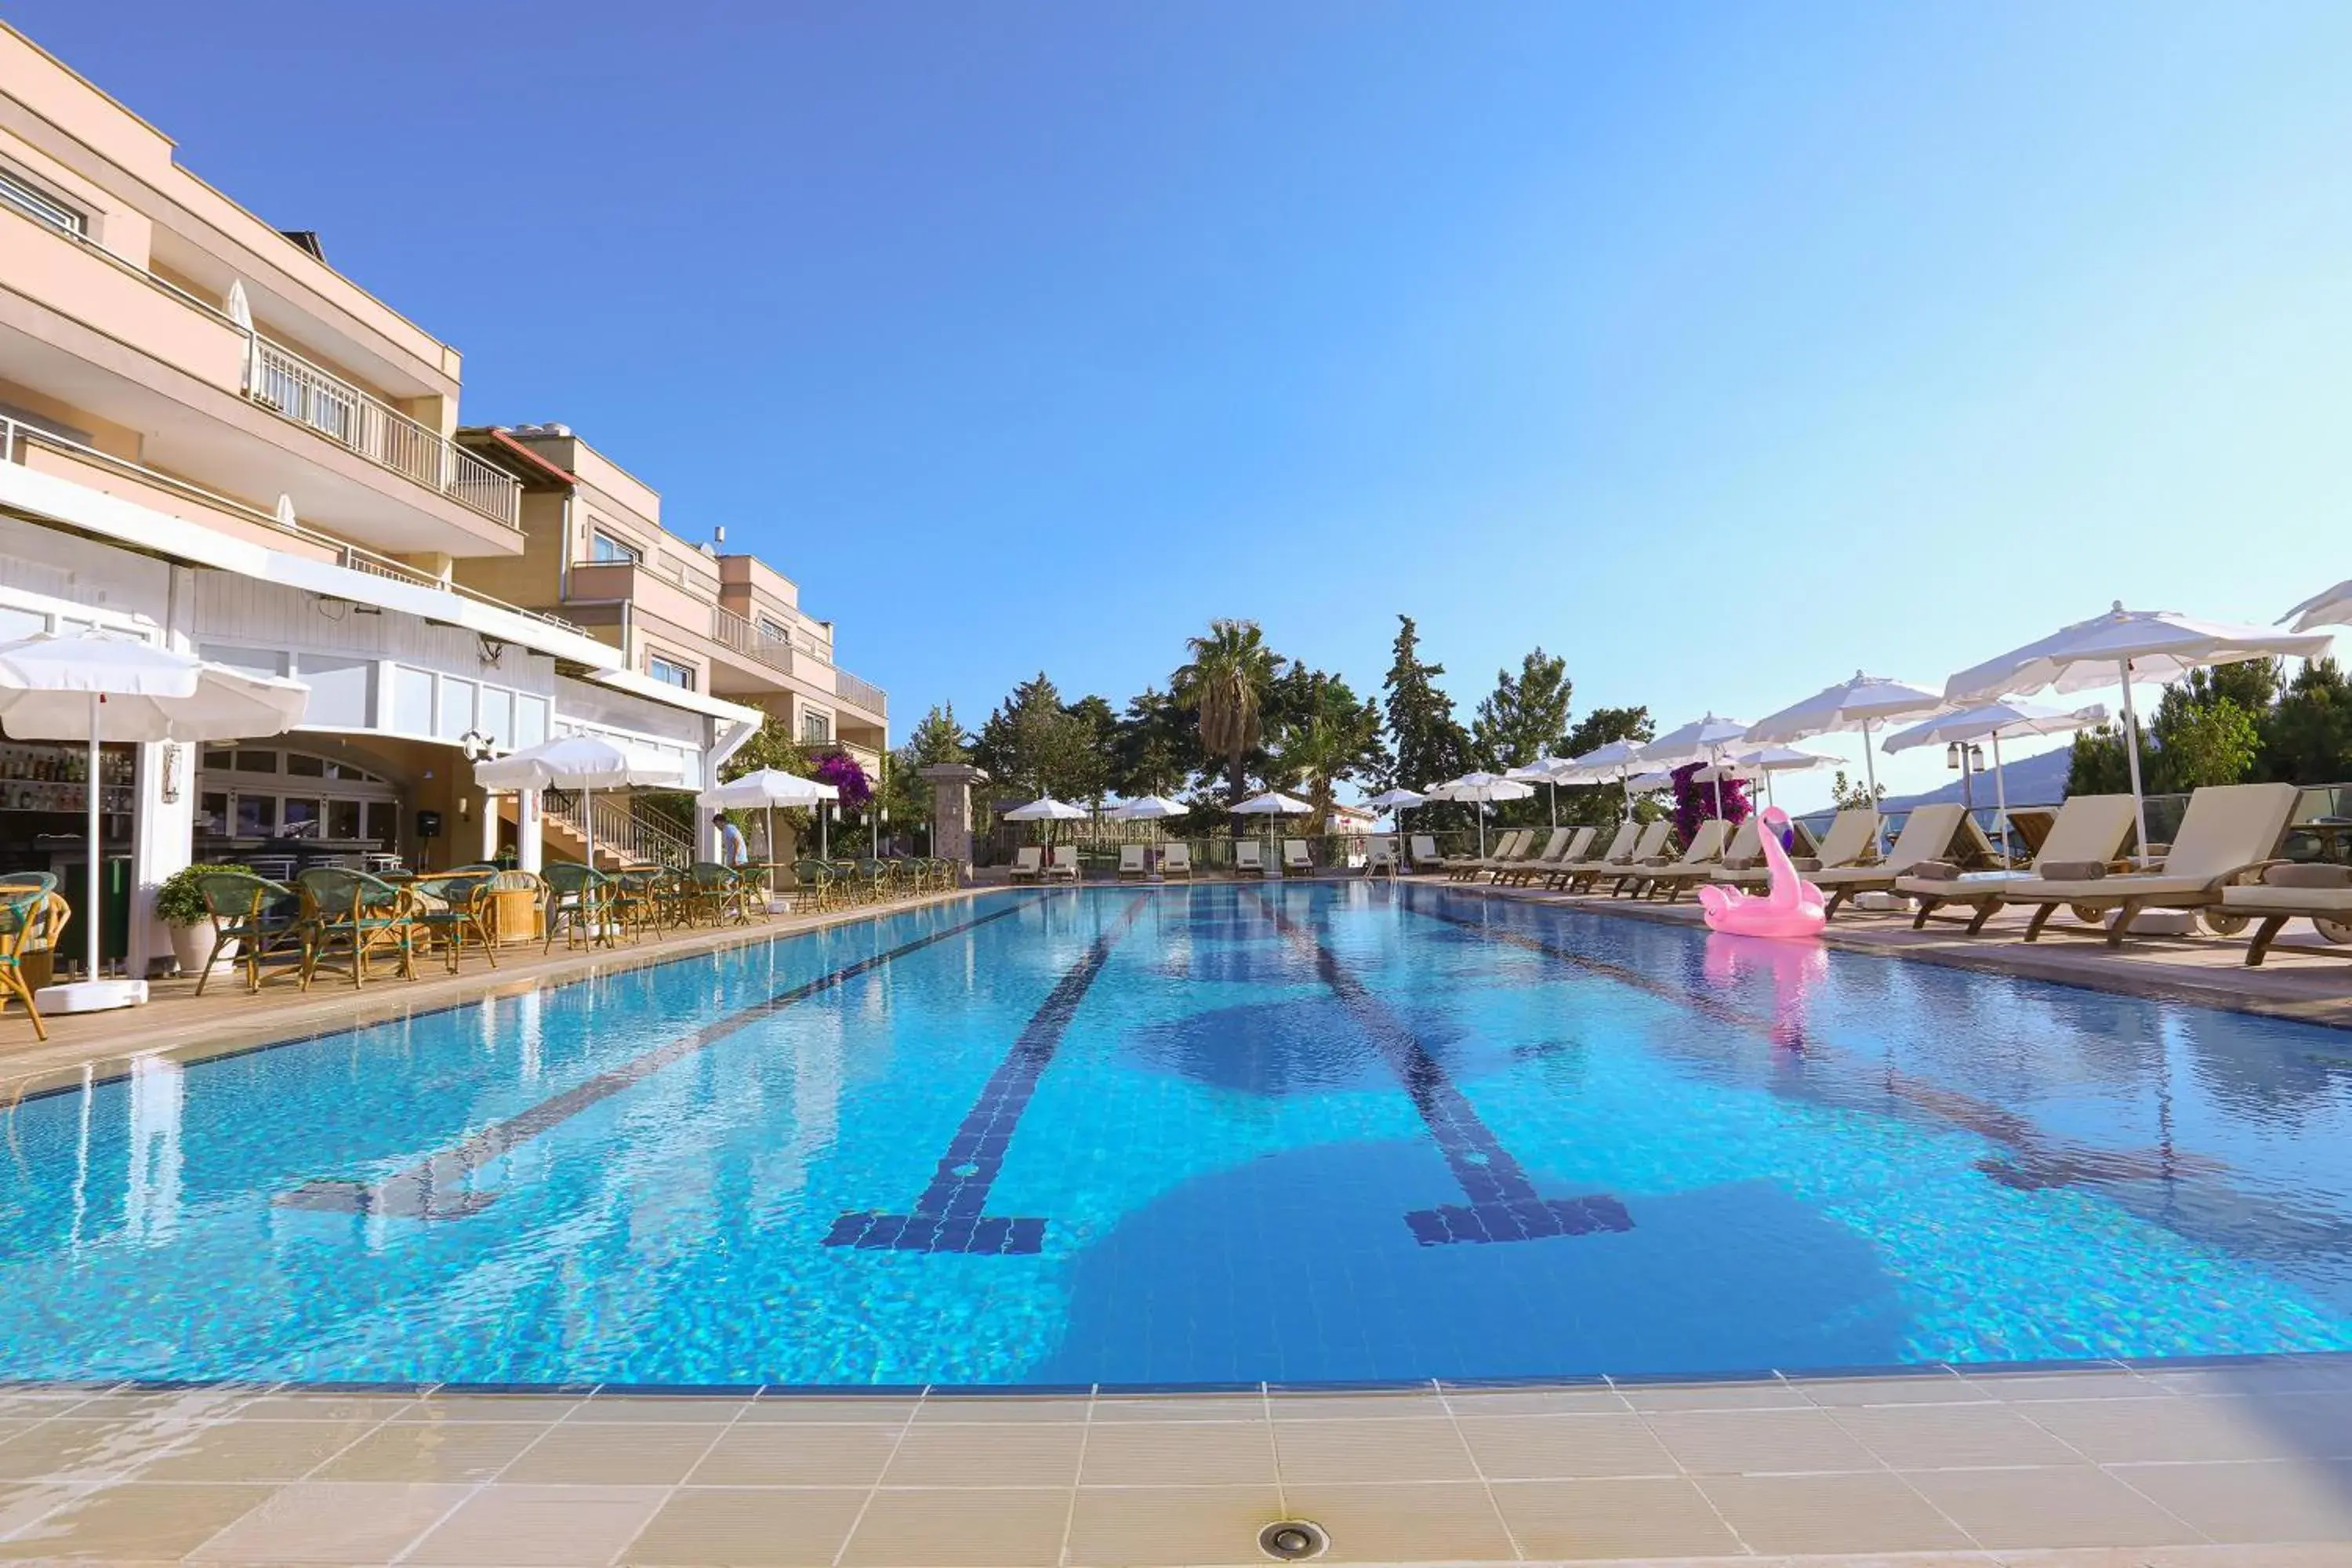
[1899,793,2136,935]
[2222,862,2352,965]
[1117,844,1149,880]
[1508,826,1592,885]
[1363,836,1397,876]
[1546,821,1637,889]
[1452,829,1529,880]
[1642,818,1750,902]
[1008,846,1044,884]
[1559,820,1668,892]
[1581,819,1676,895]
[2002,806,2061,865]
[1495,827,1573,884]
[1966,782,2300,946]
[1806,804,1970,918]
[1621,818,1732,900]
[1283,838,1313,873]
[1715,807,1880,889]
[1236,840,1265,875]
[1047,844,1080,883]
[1161,842,1193,879]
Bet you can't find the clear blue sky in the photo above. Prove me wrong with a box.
[22,2,2352,804]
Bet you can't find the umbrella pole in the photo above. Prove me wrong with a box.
[85,692,100,983]
[2118,659,2150,862]
[1861,718,1884,853]
[1992,729,2013,866]
[1548,781,1556,829]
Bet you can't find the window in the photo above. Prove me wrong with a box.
[234,797,272,837]
[328,800,362,840]
[198,793,229,835]
[0,167,86,238]
[800,709,832,744]
[588,529,641,564]
[281,798,322,837]
[285,753,325,778]
[365,801,399,846]
[759,617,790,641]
[234,750,279,775]
[648,654,695,691]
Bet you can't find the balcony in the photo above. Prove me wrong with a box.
[246,338,519,530]
[2,201,521,552]
[835,668,887,719]
[2,416,571,634]
[711,604,796,677]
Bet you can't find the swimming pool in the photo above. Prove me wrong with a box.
[3,880,2350,1388]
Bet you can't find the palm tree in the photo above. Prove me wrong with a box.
[1174,619,1278,818]
[1276,691,1383,833]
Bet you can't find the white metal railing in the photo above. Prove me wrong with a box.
[244,336,520,529]
[710,604,795,676]
[541,789,694,868]
[0,417,577,637]
[835,668,887,717]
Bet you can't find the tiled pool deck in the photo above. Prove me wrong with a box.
[0,1363,2347,1563]
[2,877,2349,1562]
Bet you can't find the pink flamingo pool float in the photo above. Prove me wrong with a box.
[1695,806,1826,940]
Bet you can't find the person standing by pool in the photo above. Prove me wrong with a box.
[715,812,747,868]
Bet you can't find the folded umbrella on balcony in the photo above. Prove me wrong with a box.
[0,630,310,1014]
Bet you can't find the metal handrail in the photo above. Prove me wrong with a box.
[541,788,694,869]
[245,337,519,528]
[0,417,579,638]
[710,604,795,676]
[3,201,519,530]
[835,668,887,717]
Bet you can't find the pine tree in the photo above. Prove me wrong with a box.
[1472,648,1574,771]
[1380,615,1473,826]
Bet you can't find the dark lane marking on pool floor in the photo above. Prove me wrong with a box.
[826,894,1152,1255]
[279,901,1035,1220]
[1250,891,1632,1247]
[1401,894,2219,1193]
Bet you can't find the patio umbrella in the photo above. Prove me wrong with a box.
[1634,714,1753,827]
[2281,579,2352,633]
[1504,756,1580,827]
[477,733,684,872]
[1426,771,1534,859]
[1880,699,2109,865]
[1695,744,1836,811]
[1105,794,1190,865]
[1944,601,2332,862]
[1232,790,1312,872]
[1002,796,1088,858]
[0,631,309,1013]
[1362,787,1428,869]
[1561,739,1648,821]
[1745,673,1943,848]
[698,768,838,870]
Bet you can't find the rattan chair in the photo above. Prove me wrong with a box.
[191,869,303,996]
[296,866,416,989]
[408,871,498,972]
[543,862,615,951]
[0,886,65,1041]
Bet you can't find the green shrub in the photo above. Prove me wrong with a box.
[154,863,253,927]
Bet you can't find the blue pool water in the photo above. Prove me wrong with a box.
[3,881,2351,1387]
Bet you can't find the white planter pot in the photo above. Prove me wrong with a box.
[167,922,218,978]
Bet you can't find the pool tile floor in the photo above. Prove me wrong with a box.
[0,1366,2341,1563]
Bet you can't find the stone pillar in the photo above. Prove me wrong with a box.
[920,764,987,879]
[516,789,544,874]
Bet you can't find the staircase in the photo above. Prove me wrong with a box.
[501,790,695,869]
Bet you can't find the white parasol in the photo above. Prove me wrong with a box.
[0,631,309,1013]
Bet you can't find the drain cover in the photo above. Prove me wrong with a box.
[1258,1520,1329,1560]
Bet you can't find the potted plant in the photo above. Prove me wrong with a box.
[154,863,249,978]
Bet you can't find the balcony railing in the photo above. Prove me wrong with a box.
[835,668,887,717]
[245,338,520,529]
[1,417,573,637]
[710,604,795,677]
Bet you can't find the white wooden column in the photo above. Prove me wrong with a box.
[516,789,543,873]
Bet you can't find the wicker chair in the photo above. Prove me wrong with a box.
[191,870,303,996]
[793,858,842,913]
[683,862,750,926]
[543,862,614,951]
[0,886,66,1040]
[295,866,415,989]
[408,871,498,972]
